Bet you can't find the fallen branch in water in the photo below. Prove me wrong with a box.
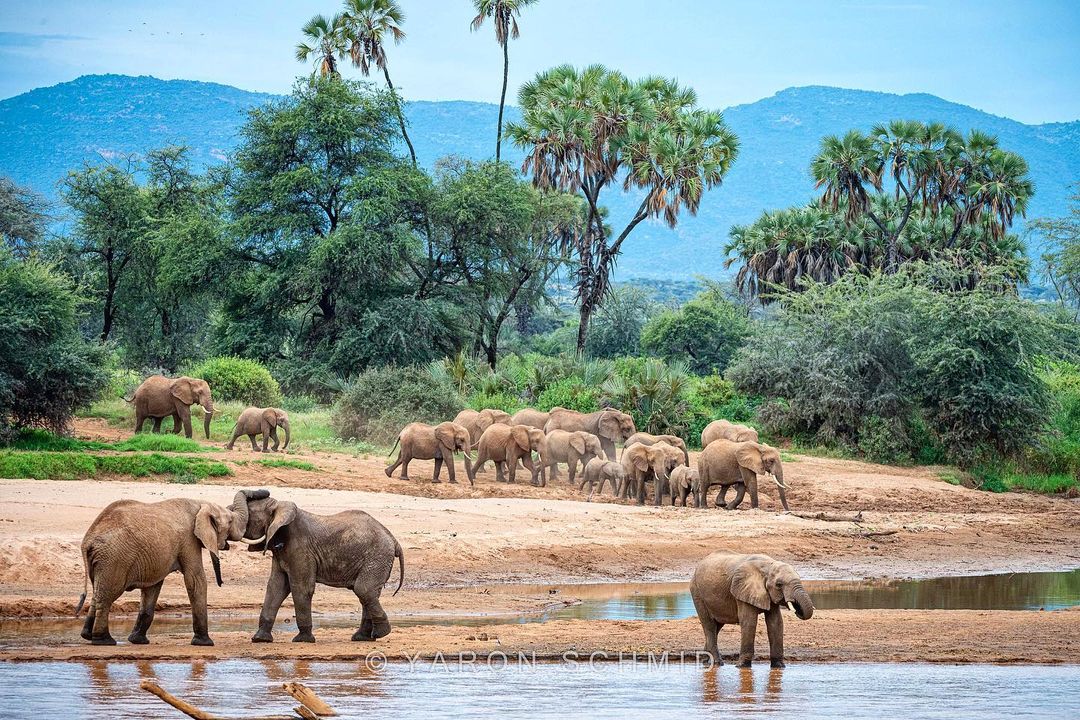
[139,679,296,720]
[282,683,337,717]
[788,511,864,523]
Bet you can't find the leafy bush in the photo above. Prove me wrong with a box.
[536,378,599,413]
[188,356,282,406]
[281,394,320,413]
[683,374,759,447]
[0,253,110,442]
[331,365,464,444]
[602,358,692,436]
[585,285,657,358]
[641,286,751,374]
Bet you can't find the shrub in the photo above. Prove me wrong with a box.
[188,356,282,406]
[331,365,464,444]
[281,394,320,413]
[536,378,599,413]
[585,285,657,358]
[467,391,521,414]
[640,286,751,374]
[601,358,692,436]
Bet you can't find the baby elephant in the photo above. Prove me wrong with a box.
[690,551,814,667]
[579,457,626,500]
[669,466,699,506]
[230,491,405,644]
[226,407,290,452]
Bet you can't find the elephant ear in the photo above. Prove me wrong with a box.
[172,378,195,405]
[512,425,531,452]
[730,559,771,610]
[435,424,455,449]
[630,448,650,473]
[262,408,277,425]
[736,443,766,476]
[598,412,621,441]
[194,504,221,558]
[263,501,298,556]
[569,433,586,455]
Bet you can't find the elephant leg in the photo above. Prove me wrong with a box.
[741,468,760,508]
[260,421,272,452]
[135,411,147,434]
[351,582,391,641]
[692,592,723,665]
[445,450,457,484]
[737,602,759,667]
[80,602,96,641]
[171,414,182,435]
[432,457,443,483]
[180,555,213,646]
[128,580,164,645]
[521,454,542,487]
[385,450,404,478]
[724,483,747,511]
[152,417,163,433]
[399,453,413,481]
[225,427,240,450]
[86,573,123,645]
[248,434,259,452]
[567,458,579,485]
[764,605,785,667]
[495,460,507,483]
[176,406,193,438]
[269,428,280,452]
[290,572,316,643]
[602,439,617,463]
[717,483,729,507]
[253,564,291,643]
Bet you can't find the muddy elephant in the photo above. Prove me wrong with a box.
[624,432,690,465]
[226,407,290,452]
[618,441,686,506]
[384,421,473,484]
[690,551,814,666]
[669,466,699,507]
[544,407,636,462]
[543,429,605,484]
[701,419,759,447]
[511,408,549,430]
[579,458,626,500]
[697,440,788,511]
[230,491,405,644]
[453,408,513,448]
[131,375,216,439]
[468,424,548,486]
[75,489,267,646]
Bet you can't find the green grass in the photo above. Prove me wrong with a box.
[938,470,965,486]
[257,458,318,471]
[11,429,207,453]
[0,450,231,482]
[972,464,1079,494]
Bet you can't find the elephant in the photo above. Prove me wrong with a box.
[75,489,268,646]
[542,429,605,484]
[579,457,626,500]
[701,419,759,447]
[230,491,405,644]
[453,408,513,448]
[511,408,549,430]
[544,407,637,463]
[690,551,814,666]
[467,423,548,486]
[384,421,473,484]
[618,441,686,506]
[624,432,690,466]
[131,375,216,439]
[697,440,789,511]
[669,466,699,507]
[226,407,290,452]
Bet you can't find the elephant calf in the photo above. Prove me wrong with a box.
[691,552,814,667]
[226,407,290,452]
[669,466,699,506]
[579,458,626,500]
[385,421,472,484]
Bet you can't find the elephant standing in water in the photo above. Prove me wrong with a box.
[226,407,290,452]
[76,490,267,646]
[131,375,216,439]
[697,440,789,511]
[230,491,404,643]
[690,552,814,666]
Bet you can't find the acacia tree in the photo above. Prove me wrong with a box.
[470,0,538,161]
[0,177,49,258]
[506,65,738,354]
[1034,191,1080,319]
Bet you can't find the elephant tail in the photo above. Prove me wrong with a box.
[387,436,401,458]
[392,539,405,596]
[75,545,91,617]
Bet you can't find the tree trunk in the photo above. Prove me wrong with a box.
[497,40,509,162]
[576,302,593,356]
[382,66,417,166]
[101,282,116,343]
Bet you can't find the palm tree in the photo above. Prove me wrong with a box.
[295,13,347,78]
[470,0,539,162]
[341,0,417,165]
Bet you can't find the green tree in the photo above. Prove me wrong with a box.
[470,0,538,162]
[0,177,49,258]
[641,285,751,374]
[1034,191,1080,320]
[585,284,657,358]
[507,65,738,354]
[295,13,348,78]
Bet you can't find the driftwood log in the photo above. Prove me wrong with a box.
[139,679,296,720]
[282,683,337,717]
[789,510,864,523]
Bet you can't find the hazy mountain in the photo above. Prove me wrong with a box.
[2,75,1077,278]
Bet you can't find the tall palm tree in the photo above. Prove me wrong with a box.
[341,0,417,165]
[470,0,538,162]
[295,13,347,78]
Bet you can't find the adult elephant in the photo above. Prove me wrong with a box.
[624,432,690,466]
[511,408,549,430]
[131,375,216,439]
[690,551,814,666]
[384,421,473,484]
[542,429,605,484]
[231,491,405,643]
[701,419,759,447]
[544,407,636,463]
[453,408,512,448]
[697,440,789,511]
[468,424,548,486]
[75,489,268,646]
[619,441,685,506]
[226,407,290,452]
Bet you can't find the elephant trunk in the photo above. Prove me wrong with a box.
[210,552,223,587]
[281,419,290,450]
[786,583,814,620]
[227,489,270,541]
[774,465,789,511]
[203,401,215,439]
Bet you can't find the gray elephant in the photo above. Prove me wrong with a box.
[579,457,626,500]
[618,441,685,506]
[543,429,605,484]
[624,431,690,465]
[226,407,290,452]
[468,423,548,486]
[701,419,759,447]
[511,408,550,430]
[544,407,636,462]
[690,551,814,666]
[453,408,513,448]
[231,491,405,643]
[384,421,473,484]
[75,489,268,646]
[697,440,788,511]
[131,375,216,439]
[669,465,699,506]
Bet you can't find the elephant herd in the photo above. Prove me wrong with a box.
[386,408,790,511]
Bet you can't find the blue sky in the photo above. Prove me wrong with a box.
[1,1,1078,123]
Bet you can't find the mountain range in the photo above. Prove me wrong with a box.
[1,74,1077,278]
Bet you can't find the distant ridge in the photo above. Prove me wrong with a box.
[2,75,1077,278]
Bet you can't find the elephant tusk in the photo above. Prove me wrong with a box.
[770,473,787,489]
[236,535,266,545]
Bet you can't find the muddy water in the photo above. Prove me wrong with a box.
[4,660,1077,719]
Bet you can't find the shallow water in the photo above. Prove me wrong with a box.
[4,659,1077,719]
